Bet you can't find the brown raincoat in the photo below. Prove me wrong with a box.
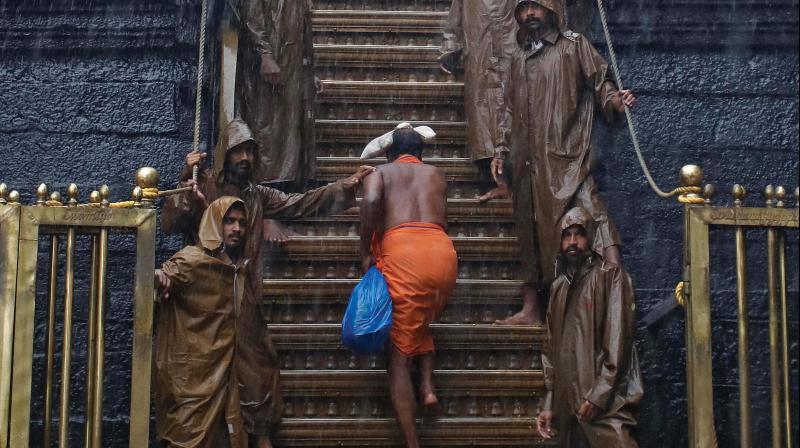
[499,0,621,286]
[542,208,642,447]
[156,197,253,447]
[161,119,356,437]
[231,0,316,184]
[441,0,518,162]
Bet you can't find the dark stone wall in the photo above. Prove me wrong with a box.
[1,0,798,447]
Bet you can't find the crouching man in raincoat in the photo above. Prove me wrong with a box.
[154,196,275,448]
[538,207,643,447]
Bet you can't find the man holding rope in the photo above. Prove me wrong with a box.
[488,0,637,325]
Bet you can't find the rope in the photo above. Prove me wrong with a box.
[192,0,209,184]
[674,282,687,308]
[594,0,702,201]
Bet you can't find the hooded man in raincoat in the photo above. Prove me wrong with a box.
[488,0,637,325]
[230,0,320,186]
[155,196,272,447]
[161,119,373,444]
[538,207,642,447]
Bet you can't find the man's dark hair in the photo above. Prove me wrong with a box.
[387,128,424,161]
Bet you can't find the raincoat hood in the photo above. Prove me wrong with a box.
[559,206,596,245]
[515,0,569,42]
[198,196,247,252]
[213,118,257,182]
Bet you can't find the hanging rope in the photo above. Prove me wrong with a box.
[192,0,210,183]
[594,0,702,203]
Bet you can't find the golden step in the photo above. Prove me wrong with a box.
[274,417,549,447]
[263,279,522,302]
[316,156,475,181]
[314,44,440,68]
[343,199,512,220]
[280,236,519,261]
[270,324,544,350]
[319,80,463,104]
[312,10,447,34]
[316,119,464,144]
[282,370,543,397]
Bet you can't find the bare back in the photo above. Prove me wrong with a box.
[375,162,448,231]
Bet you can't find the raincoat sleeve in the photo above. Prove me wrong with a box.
[577,37,620,124]
[494,51,517,157]
[160,167,210,235]
[233,0,274,55]
[541,285,556,412]
[441,0,464,55]
[160,248,198,294]
[584,265,636,410]
[257,179,355,219]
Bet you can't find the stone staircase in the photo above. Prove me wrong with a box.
[264,1,550,445]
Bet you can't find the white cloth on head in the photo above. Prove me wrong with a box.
[360,122,436,160]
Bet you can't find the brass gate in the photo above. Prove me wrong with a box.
[679,166,799,448]
[0,171,161,447]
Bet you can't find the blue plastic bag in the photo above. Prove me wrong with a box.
[341,266,392,354]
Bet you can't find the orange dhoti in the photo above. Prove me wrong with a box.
[373,222,458,357]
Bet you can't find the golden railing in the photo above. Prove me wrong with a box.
[0,168,175,447]
[677,165,799,448]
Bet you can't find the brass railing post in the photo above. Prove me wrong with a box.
[60,184,79,447]
[763,185,783,448]
[681,165,718,448]
[0,191,21,448]
[732,185,752,448]
[775,186,792,448]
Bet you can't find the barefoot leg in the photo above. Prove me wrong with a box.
[495,283,543,325]
[419,352,439,408]
[388,346,421,448]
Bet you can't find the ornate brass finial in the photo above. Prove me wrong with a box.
[99,185,110,208]
[703,184,715,206]
[775,186,786,208]
[66,184,79,207]
[732,184,746,207]
[763,185,775,208]
[8,191,20,204]
[135,167,160,190]
[49,191,62,206]
[89,190,102,206]
[131,186,143,208]
[680,165,703,188]
[36,183,49,206]
[0,183,8,204]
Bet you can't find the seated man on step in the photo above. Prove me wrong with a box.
[359,123,458,448]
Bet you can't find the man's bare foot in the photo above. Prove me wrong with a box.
[495,309,542,326]
[263,219,298,244]
[421,392,442,417]
[478,184,510,203]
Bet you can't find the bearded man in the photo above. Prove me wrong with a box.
[489,0,637,325]
[231,0,321,186]
[537,207,642,447]
[155,197,273,447]
[161,119,373,443]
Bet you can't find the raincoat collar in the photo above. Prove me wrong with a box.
[198,196,248,253]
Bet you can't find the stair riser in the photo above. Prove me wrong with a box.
[318,103,463,122]
[263,261,522,281]
[275,350,542,372]
[315,1,451,12]
[275,222,516,238]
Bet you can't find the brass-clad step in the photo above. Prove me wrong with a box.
[314,44,440,68]
[264,278,522,300]
[282,370,543,396]
[315,1,451,11]
[319,81,463,105]
[271,324,544,350]
[274,418,550,447]
[312,10,447,34]
[317,119,464,144]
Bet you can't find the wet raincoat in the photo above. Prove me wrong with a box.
[441,0,518,162]
[161,119,356,437]
[499,0,621,286]
[542,207,642,447]
[231,0,316,184]
[156,197,254,447]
